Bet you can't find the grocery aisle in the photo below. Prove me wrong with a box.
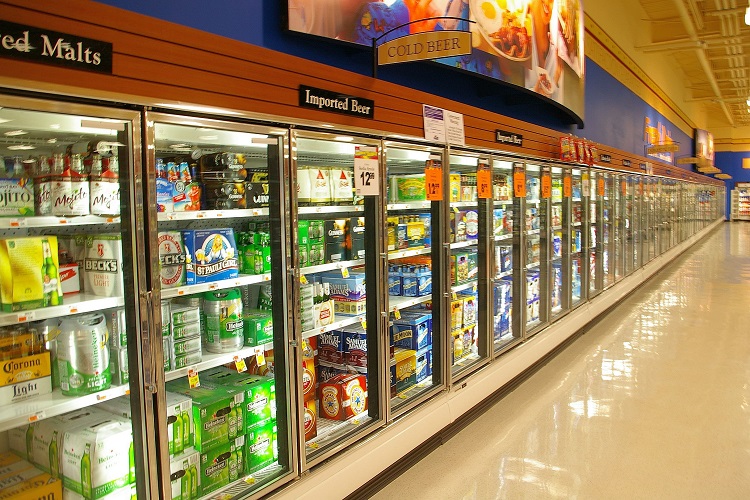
[370,223,750,500]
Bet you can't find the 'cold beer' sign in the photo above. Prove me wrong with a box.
[0,20,113,73]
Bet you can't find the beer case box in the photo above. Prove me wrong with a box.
[163,337,172,372]
[342,326,367,367]
[317,361,349,384]
[0,236,63,312]
[392,174,426,202]
[391,312,432,352]
[348,217,366,260]
[0,375,52,405]
[324,219,347,263]
[415,347,432,384]
[172,351,203,370]
[169,449,200,500]
[319,271,366,316]
[0,177,34,216]
[158,231,187,289]
[317,330,344,365]
[164,391,195,457]
[242,309,273,347]
[0,351,51,388]
[201,368,275,433]
[307,240,324,267]
[63,485,136,500]
[109,347,128,386]
[244,421,276,474]
[318,374,368,421]
[171,305,201,327]
[0,456,62,500]
[245,170,270,209]
[392,348,417,393]
[199,435,244,497]
[170,322,200,341]
[61,419,132,499]
[0,454,36,482]
[303,398,317,442]
[105,308,127,348]
[165,379,245,453]
[172,336,202,357]
[59,262,81,296]
[156,177,173,213]
[301,356,316,403]
[182,229,239,285]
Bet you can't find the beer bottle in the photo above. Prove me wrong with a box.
[25,423,34,461]
[41,239,60,306]
[173,407,184,455]
[181,459,191,500]
[49,431,59,478]
[181,409,191,449]
[227,406,237,440]
[188,464,198,499]
[229,449,239,482]
[81,442,92,498]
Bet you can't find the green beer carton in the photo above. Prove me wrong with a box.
[166,391,194,456]
[201,368,275,433]
[199,435,244,496]
[244,421,276,474]
[165,379,245,452]
[169,448,200,500]
[242,309,273,347]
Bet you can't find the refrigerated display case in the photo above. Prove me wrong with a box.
[492,159,516,353]
[384,143,444,414]
[634,175,644,269]
[0,96,156,498]
[624,175,635,276]
[588,170,603,298]
[290,133,383,469]
[646,177,657,261]
[601,171,614,288]
[524,164,544,334]
[146,115,296,498]
[614,173,624,281]
[569,169,584,307]
[549,166,565,319]
[447,151,489,377]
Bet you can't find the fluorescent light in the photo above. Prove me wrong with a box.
[334,136,354,142]
[7,145,35,150]
[745,6,750,25]
[0,118,11,124]
[49,124,60,129]
[4,130,27,136]
[198,135,218,141]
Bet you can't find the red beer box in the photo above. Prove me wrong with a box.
[317,329,344,364]
[318,374,367,421]
[301,356,316,403]
[303,398,317,441]
[342,326,367,367]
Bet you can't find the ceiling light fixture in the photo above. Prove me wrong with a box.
[7,145,36,150]
[746,4,750,26]
[4,130,27,136]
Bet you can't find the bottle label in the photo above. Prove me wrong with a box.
[52,176,90,216]
[90,177,121,215]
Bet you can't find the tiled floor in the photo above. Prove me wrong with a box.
[371,223,750,499]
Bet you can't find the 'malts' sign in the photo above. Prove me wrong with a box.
[0,20,112,73]
[299,85,374,119]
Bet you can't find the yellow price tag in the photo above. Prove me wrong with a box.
[341,267,350,278]
[255,348,266,367]
[351,419,360,425]
[244,477,256,485]
[359,317,367,330]
[398,393,408,400]
[234,356,247,373]
[393,308,401,319]
[188,367,200,388]
[452,292,458,300]
[308,442,319,449]
[300,275,308,284]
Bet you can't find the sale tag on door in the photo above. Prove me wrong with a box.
[563,176,572,197]
[597,177,605,197]
[425,159,443,201]
[477,163,491,199]
[541,169,551,199]
[513,165,526,198]
[354,146,379,196]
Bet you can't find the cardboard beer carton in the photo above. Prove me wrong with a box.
[318,374,367,421]
[0,177,34,217]
[0,452,62,500]
[0,351,51,388]
[182,229,239,285]
[201,367,275,433]
[170,448,200,500]
[159,231,187,289]
[199,435,244,496]
[0,236,63,312]
[303,398,317,442]
[84,234,124,297]
[244,421,276,474]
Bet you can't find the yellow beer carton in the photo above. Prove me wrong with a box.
[0,236,63,312]
[0,351,52,387]
[0,452,62,500]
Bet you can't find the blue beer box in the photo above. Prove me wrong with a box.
[388,269,402,296]
[415,347,432,383]
[500,247,512,272]
[391,311,432,351]
[182,228,239,284]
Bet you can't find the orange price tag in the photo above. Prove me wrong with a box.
[541,174,552,199]
[477,168,492,199]
[513,169,526,198]
[621,180,626,196]
[563,176,572,197]
[597,177,605,197]
[425,167,443,201]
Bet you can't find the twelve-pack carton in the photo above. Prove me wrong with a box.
[0,236,63,312]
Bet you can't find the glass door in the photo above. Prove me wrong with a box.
[146,115,295,498]
[447,151,489,378]
[569,168,584,307]
[524,164,544,334]
[624,175,634,276]
[614,173,624,281]
[588,170,603,297]
[549,166,565,319]
[646,177,657,261]
[491,159,516,353]
[635,175,644,269]
[601,171,614,288]
[0,96,154,498]
[384,143,444,415]
[291,133,383,469]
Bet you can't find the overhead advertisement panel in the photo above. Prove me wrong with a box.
[287,0,585,122]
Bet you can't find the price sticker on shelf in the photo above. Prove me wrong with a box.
[452,292,458,300]
[341,267,350,278]
[513,166,526,198]
[563,176,572,198]
[354,146,379,196]
[255,347,266,367]
[477,167,492,199]
[398,393,408,400]
[425,160,443,201]
[393,308,401,320]
[28,411,45,423]
[300,275,308,285]
[244,477,256,486]
[582,173,590,197]
[621,180,627,196]
[597,177,605,197]
[541,172,552,199]
[359,317,367,330]
[187,366,200,388]
[17,311,35,323]
[308,442,319,450]
[233,356,247,373]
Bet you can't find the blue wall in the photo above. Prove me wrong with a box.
[97,0,699,167]
[714,152,750,215]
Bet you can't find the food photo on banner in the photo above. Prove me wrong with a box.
[287,0,585,119]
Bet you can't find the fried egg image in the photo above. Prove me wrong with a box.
[476,0,504,34]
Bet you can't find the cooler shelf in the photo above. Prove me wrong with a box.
[164,342,274,382]
[451,280,477,294]
[302,315,364,340]
[450,239,478,249]
[161,273,271,299]
[387,201,431,211]
[389,247,431,259]
[449,201,478,209]
[495,233,513,241]
[0,294,125,327]
[157,208,269,222]
[299,205,364,215]
[389,294,431,312]
[0,384,130,433]
[0,214,121,229]
[300,259,365,276]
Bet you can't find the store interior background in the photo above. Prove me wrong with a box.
[95,0,750,215]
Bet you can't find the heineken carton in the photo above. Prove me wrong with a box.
[169,448,200,500]
[62,418,133,499]
[166,391,195,457]
[165,379,244,452]
[201,368,275,433]
[244,422,277,474]
[200,435,244,496]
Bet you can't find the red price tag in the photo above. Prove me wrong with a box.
[513,169,526,198]
[563,176,572,197]
[425,166,443,201]
[541,174,552,199]
[477,168,492,199]
[597,177,605,197]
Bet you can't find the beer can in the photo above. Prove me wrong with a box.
[309,167,331,205]
[84,234,124,297]
[202,289,244,353]
[57,313,111,396]
[297,166,311,206]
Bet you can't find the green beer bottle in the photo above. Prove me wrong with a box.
[49,431,59,479]
[41,239,60,306]
[229,450,239,482]
[181,459,190,500]
[173,407,184,455]
[25,424,34,461]
[81,442,92,498]
[188,464,198,499]
[181,409,190,449]
[228,406,237,440]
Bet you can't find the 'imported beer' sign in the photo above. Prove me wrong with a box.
[0,20,112,73]
[299,86,374,119]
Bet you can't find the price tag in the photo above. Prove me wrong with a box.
[234,356,247,373]
[300,275,308,284]
[354,146,379,196]
[582,173,590,197]
[541,173,552,199]
[477,168,492,199]
[187,366,200,388]
[513,168,525,198]
[621,180,627,196]
[9,219,26,228]
[398,393,408,399]
[96,393,108,401]
[308,442,319,450]
[28,411,45,423]
[563,176,572,197]
[393,308,401,319]
[597,177,605,197]
[452,292,458,300]
[425,165,443,201]
[17,311,35,323]
[359,316,367,330]
[341,267,349,278]
[351,419,361,425]
[255,348,266,367]
[244,477,256,486]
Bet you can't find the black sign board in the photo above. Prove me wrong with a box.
[495,130,523,146]
[0,20,112,74]
[622,159,631,167]
[299,85,374,119]
[599,154,612,163]
[639,163,647,171]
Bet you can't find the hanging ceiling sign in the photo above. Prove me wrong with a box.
[378,31,472,65]
[299,85,374,119]
[0,20,112,73]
